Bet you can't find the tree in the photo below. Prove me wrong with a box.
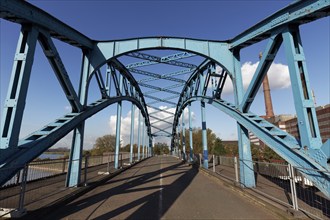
[211,137,226,155]
[153,142,170,155]
[91,134,117,156]
[121,144,138,153]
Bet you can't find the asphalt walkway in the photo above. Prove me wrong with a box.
[39,156,279,219]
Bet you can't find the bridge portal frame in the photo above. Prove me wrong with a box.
[0,0,329,196]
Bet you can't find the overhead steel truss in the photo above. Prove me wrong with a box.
[0,0,329,197]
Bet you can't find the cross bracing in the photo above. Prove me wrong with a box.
[0,0,329,198]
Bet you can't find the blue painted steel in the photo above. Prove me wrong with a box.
[114,74,123,169]
[188,104,194,162]
[282,26,323,150]
[38,31,82,112]
[129,103,135,163]
[181,111,186,161]
[229,0,330,49]
[66,124,84,187]
[0,26,38,149]
[233,50,255,188]
[1,0,329,197]
[126,51,196,69]
[200,73,208,169]
[137,111,141,161]
[174,93,330,196]
[0,0,94,49]
[142,121,145,159]
[138,69,195,83]
[240,34,282,112]
[66,51,90,187]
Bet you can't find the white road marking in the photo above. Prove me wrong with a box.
[158,156,163,219]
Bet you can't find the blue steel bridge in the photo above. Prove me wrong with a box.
[0,0,329,218]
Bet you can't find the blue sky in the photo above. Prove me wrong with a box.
[1,1,329,149]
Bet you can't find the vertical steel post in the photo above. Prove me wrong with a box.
[114,74,123,169]
[213,155,215,172]
[199,73,208,169]
[137,111,141,161]
[233,49,255,188]
[83,156,88,186]
[234,157,239,183]
[1,26,38,149]
[67,124,84,186]
[288,164,299,210]
[129,103,135,163]
[142,121,145,159]
[182,111,186,161]
[188,104,194,162]
[18,164,28,213]
[282,26,322,149]
[66,51,90,187]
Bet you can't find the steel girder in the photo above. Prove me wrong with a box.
[171,46,330,196]
[0,0,329,194]
[126,51,197,69]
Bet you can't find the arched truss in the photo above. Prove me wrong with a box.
[0,25,151,185]
[0,0,329,195]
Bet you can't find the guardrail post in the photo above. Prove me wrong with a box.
[288,164,299,210]
[62,158,66,173]
[83,156,88,186]
[234,157,239,183]
[213,155,215,172]
[120,153,123,168]
[18,164,28,213]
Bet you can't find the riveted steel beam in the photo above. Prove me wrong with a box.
[150,115,173,125]
[230,0,330,49]
[126,52,197,69]
[139,83,180,95]
[240,34,282,112]
[38,31,83,112]
[138,68,194,83]
[0,0,93,49]
[130,68,186,83]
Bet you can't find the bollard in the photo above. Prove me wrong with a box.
[234,157,239,183]
[199,153,202,167]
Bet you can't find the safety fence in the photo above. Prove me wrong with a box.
[0,152,143,218]
[192,154,330,220]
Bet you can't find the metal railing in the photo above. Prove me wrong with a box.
[0,152,141,218]
[199,154,330,220]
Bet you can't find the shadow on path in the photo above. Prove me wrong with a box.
[27,157,198,219]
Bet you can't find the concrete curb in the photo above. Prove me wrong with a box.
[23,157,150,219]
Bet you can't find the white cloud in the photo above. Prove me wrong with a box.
[216,61,290,95]
[109,106,195,146]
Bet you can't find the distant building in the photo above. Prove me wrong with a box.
[250,104,330,145]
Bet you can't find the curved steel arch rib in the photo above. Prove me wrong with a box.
[0,96,148,186]
[171,66,330,197]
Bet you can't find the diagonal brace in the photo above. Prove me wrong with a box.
[240,34,282,112]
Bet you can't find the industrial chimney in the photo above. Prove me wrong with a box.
[259,52,275,119]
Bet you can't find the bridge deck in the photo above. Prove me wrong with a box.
[28,156,279,219]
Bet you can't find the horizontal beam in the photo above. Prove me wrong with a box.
[126,52,197,69]
[139,83,181,95]
[0,0,93,49]
[230,0,330,49]
[138,68,194,83]
[130,68,186,83]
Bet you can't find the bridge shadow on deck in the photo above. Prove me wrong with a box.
[28,157,198,219]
